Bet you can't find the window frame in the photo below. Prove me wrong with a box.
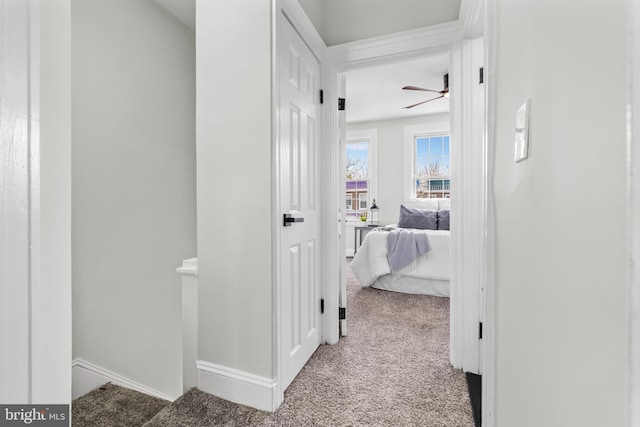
[415,134,451,199]
[345,128,377,222]
[358,192,368,210]
[345,193,354,212]
[403,122,450,200]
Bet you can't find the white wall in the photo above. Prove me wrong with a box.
[195,0,273,379]
[72,0,196,399]
[39,0,73,403]
[491,1,627,425]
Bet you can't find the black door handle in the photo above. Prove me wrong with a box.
[283,213,304,227]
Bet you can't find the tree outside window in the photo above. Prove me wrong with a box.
[415,135,450,198]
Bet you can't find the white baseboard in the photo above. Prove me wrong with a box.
[72,358,177,402]
[197,360,278,412]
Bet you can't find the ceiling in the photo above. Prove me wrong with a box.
[345,55,450,124]
[152,0,461,42]
[297,0,461,46]
[153,0,458,123]
[297,0,460,123]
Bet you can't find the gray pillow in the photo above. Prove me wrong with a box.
[437,209,450,231]
[397,205,437,230]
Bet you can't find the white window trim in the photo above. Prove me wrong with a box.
[403,122,450,200]
[346,128,377,222]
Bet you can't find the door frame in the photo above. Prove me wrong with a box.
[1,0,39,402]
[482,1,496,424]
[321,8,497,427]
[628,0,640,425]
[322,20,463,345]
[0,0,72,404]
[448,37,485,376]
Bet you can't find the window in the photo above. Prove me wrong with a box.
[346,194,354,211]
[345,141,368,218]
[345,129,377,220]
[415,135,450,199]
[359,193,368,210]
[404,122,450,200]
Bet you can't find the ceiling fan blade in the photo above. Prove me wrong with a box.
[402,94,445,109]
[402,85,442,94]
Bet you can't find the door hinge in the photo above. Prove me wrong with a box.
[320,299,324,314]
[338,97,346,111]
[479,321,483,340]
[320,89,324,104]
[479,67,484,84]
[339,307,346,320]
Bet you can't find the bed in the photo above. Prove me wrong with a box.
[350,198,450,297]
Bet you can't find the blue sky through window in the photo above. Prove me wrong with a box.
[346,141,369,179]
[416,135,450,177]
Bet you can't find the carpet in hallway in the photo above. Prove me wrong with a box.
[144,261,473,426]
[72,382,169,427]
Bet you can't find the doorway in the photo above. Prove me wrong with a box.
[328,43,487,372]
[321,25,489,426]
[338,54,451,337]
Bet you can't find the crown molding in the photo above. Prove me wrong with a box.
[324,21,462,69]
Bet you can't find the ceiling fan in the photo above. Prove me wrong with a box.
[402,73,449,109]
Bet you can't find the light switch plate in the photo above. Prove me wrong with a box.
[514,100,530,162]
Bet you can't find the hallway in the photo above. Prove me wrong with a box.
[76,260,472,426]
[72,260,473,426]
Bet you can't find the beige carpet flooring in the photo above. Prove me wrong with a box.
[143,261,473,426]
[72,382,169,427]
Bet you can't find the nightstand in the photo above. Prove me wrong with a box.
[354,225,379,255]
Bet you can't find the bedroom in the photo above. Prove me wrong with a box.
[337,48,477,415]
[341,54,451,293]
[330,31,487,377]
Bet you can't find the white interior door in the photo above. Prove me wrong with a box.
[338,74,348,336]
[278,15,322,391]
[449,38,485,375]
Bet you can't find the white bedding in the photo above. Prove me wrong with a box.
[372,275,449,297]
[350,228,450,295]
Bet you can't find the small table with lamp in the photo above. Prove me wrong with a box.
[353,199,380,255]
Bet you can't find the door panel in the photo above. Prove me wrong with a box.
[279,16,321,391]
[307,116,316,209]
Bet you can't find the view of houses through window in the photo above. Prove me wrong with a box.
[415,134,450,198]
[345,140,369,218]
[345,131,448,217]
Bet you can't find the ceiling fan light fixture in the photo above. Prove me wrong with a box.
[401,73,450,109]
